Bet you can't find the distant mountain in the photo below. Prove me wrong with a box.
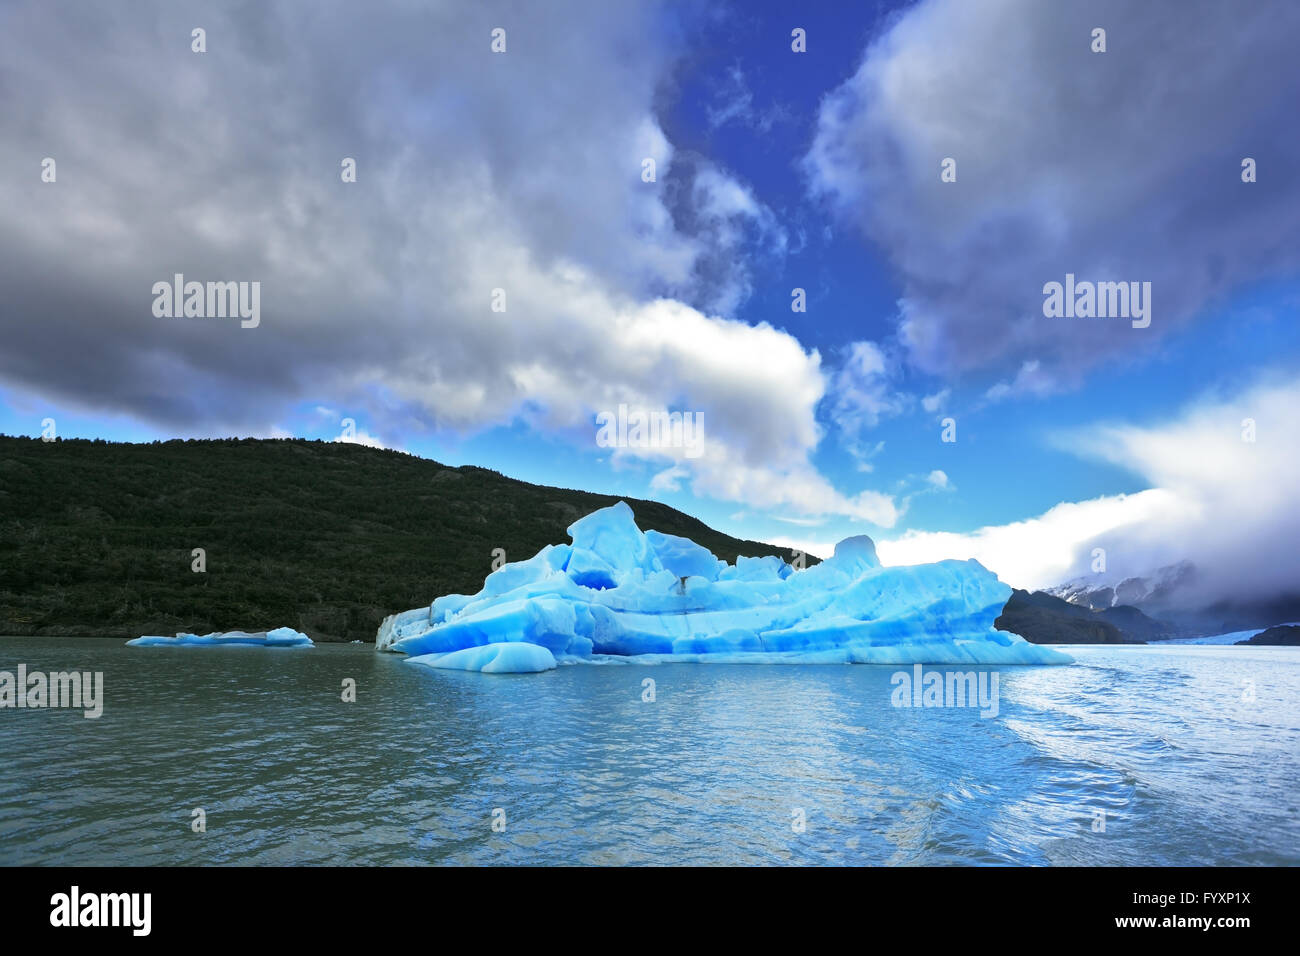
[0,436,812,642]
[995,588,1148,644]
[1046,560,1196,614]
[1235,625,1300,646]
[1047,560,1300,637]
[1191,595,1300,638]
[1093,604,1180,641]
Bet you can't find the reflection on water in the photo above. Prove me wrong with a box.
[0,638,1295,865]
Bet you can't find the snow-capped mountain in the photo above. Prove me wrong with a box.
[1046,560,1197,612]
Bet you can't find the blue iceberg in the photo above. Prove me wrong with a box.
[408,642,557,674]
[377,502,1070,673]
[127,627,314,648]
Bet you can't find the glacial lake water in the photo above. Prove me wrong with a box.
[1,636,1296,866]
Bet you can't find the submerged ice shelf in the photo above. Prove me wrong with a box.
[127,627,314,648]
[408,642,558,674]
[379,502,1071,673]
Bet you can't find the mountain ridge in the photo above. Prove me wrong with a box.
[994,588,1152,644]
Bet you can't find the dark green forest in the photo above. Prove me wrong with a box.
[0,436,812,641]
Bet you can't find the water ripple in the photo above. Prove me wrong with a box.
[0,639,1296,865]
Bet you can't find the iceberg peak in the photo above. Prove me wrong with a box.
[828,534,879,569]
[564,500,659,582]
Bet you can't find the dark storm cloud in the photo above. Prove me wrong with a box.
[0,0,886,519]
[0,2,705,426]
[806,0,1300,387]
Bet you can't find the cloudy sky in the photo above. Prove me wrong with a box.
[2,0,1298,607]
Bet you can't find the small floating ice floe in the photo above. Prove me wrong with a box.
[126,627,314,648]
